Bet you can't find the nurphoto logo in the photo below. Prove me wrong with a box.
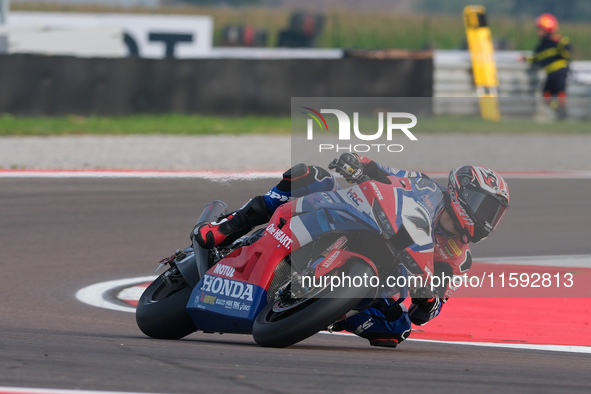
[302,107,418,153]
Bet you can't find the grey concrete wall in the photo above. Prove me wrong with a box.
[0,54,433,116]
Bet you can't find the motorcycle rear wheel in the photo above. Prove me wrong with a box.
[136,268,197,340]
[252,260,375,348]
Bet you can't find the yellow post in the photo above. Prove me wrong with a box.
[463,5,500,121]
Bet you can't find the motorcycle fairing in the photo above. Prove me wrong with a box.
[186,204,293,333]
[186,274,268,333]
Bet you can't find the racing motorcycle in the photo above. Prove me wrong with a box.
[136,169,444,348]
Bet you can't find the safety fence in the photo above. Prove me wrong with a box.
[434,50,591,120]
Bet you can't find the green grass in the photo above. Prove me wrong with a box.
[415,116,591,134]
[1,114,588,136]
[0,114,291,136]
[12,3,591,59]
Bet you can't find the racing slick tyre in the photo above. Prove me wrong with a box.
[136,267,197,340]
[253,260,375,348]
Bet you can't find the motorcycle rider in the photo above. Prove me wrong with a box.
[194,153,510,348]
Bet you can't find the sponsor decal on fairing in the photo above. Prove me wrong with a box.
[370,182,384,200]
[214,297,251,311]
[265,223,293,250]
[200,274,254,301]
[213,263,235,278]
[346,189,364,206]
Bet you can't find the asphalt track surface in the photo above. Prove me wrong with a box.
[1,177,591,394]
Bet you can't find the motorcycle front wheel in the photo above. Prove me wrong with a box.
[252,260,375,348]
[136,267,197,340]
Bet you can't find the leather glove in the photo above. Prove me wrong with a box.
[328,153,370,184]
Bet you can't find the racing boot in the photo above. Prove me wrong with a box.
[329,321,403,348]
[330,306,410,349]
[193,195,272,249]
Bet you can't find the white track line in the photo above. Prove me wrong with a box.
[0,387,166,394]
[75,276,156,313]
[2,169,591,179]
[0,170,284,180]
[475,254,591,268]
[406,338,591,354]
[321,331,591,354]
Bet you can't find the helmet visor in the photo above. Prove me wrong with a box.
[461,189,508,233]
